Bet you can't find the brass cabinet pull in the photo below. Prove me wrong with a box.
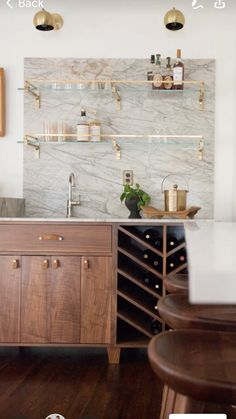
[12,259,19,269]
[43,260,49,269]
[84,259,89,270]
[52,259,60,269]
[38,235,64,241]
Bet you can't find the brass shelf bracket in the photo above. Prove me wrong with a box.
[199,82,205,110]
[23,81,40,109]
[24,135,40,159]
[111,83,121,111]
[112,140,121,160]
[198,138,204,160]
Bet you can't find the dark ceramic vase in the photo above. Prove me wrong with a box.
[125,196,142,219]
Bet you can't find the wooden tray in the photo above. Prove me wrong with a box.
[142,206,201,219]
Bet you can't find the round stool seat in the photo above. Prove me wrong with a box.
[158,293,236,331]
[148,330,236,404]
[163,274,188,294]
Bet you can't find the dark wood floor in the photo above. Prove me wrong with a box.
[0,347,162,419]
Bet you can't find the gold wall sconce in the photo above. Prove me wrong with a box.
[164,7,185,31]
[33,8,63,31]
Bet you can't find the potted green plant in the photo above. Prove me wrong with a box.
[120,183,151,219]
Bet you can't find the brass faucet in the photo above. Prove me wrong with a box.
[67,173,80,217]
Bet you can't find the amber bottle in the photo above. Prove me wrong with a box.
[173,49,184,90]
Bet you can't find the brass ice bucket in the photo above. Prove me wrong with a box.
[161,174,189,212]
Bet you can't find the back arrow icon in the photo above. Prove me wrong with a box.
[6,0,13,8]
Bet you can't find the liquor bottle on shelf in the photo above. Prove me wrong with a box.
[163,57,173,90]
[142,271,162,292]
[147,54,155,81]
[152,54,163,90]
[151,319,162,335]
[173,49,184,90]
[76,109,89,142]
[143,229,163,250]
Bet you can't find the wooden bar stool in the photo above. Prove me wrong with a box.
[163,274,188,294]
[158,293,236,331]
[148,330,236,419]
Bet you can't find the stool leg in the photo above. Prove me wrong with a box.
[160,385,177,419]
[174,393,204,413]
[160,385,205,419]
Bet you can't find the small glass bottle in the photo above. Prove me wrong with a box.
[173,49,184,90]
[77,109,89,142]
[147,54,155,81]
[163,57,173,90]
[89,121,101,142]
[152,54,163,90]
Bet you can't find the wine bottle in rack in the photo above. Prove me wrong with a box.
[167,235,178,249]
[143,229,163,250]
[152,255,162,270]
[143,249,163,271]
[142,271,162,292]
[177,248,187,263]
[143,249,153,261]
[151,319,162,335]
[168,249,187,271]
[152,297,159,311]
[167,233,185,251]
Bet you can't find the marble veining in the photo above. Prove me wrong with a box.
[24,58,215,219]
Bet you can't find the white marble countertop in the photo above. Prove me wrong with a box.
[0,217,200,223]
[185,220,236,304]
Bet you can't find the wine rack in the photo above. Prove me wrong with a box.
[117,224,188,346]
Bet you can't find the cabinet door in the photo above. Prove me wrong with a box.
[21,256,50,343]
[80,257,112,344]
[50,256,80,343]
[0,256,21,342]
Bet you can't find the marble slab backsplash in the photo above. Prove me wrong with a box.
[24,58,215,219]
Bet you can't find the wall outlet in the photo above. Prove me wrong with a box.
[123,170,133,186]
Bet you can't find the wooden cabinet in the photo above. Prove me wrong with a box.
[0,256,21,343]
[21,256,81,344]
[50,256,81,344]
[0,223,113,347]
[80,256,112,344]
[0,224,112,254]
[20,255,112,344]
[0,221,188,364]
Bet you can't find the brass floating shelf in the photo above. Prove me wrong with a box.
[19,79,205,110]
[19,134,204,161]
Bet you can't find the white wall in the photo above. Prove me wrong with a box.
[0,0,235,220]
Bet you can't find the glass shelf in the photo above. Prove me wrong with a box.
[20,79,205,111]
[23,79,205,88]
[19,134,204,161]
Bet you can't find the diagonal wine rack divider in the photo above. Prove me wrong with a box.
[117,224,188,346]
